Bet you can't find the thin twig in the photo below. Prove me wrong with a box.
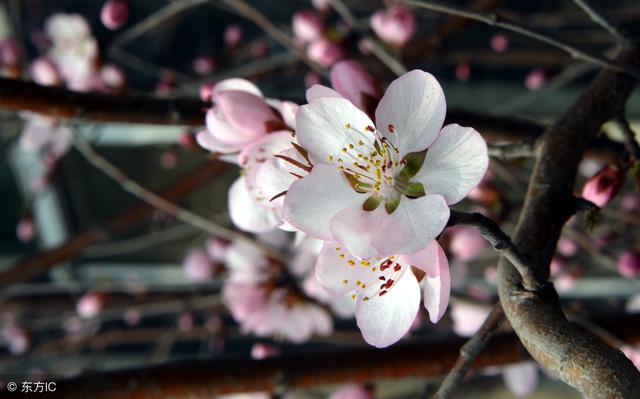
[612,116,640,162]
[404,0,640,80]
[219,0,329,78]
[447,211,541,291]
[73,136,285,261]
[572,0,627,45]
[487,141,535,159]
[431,303,505,399]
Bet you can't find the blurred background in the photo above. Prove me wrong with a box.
[0,0,639,398]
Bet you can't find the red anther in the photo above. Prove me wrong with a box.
[388,124,395,133]
[365,125,375,132]
[379,290,388,296]
[393,264,401,272]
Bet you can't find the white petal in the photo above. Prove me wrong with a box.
[329,206,387,260]
[238,131,293,185]
[315,241,376,295]
[375,70,446,154]
[212,78,263,98]
[254,147,303,208]
[371,195,450,256]
[355,270,420,348]
[284,164,365,240]
[306,84,343,103]
[295,97,376,165]
[228,177,281,233]
[414,124,489,205]
[502,362,539,398]
[401,241,450,323]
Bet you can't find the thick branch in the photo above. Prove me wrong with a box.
[43,313,640,398]
[496,45,640,397]
[431,303,505,399]
[404,0,640,80]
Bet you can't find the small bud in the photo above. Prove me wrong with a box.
[192,56,217,76]
[199,82,215,102]
[490,34,509,53]
[101,0,130,31]
[224,24,243,49]
[76,292,105,318]
[617,251,640,279]
[292,10,324,43]
[370,5,415,48]
[251,343,280,360]
[581,164,625,207]
[330,60,379,113]
[525,68,546,91]
[455,62,471,82]
[16,217,35,243]
[307,38,344,67]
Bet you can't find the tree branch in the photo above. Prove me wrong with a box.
[403,0,640,80]
[572,0,628,45]
[496,44,640,397]
[431,303,505,399]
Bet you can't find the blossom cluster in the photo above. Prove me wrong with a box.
[196,61,489,348]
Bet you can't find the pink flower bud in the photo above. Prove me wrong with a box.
[206,237,229,262]
[178,313,194,332]
[0,37,20,67]
[490,34,509,53]
[617,251,640,279]
[312,0,331,12]
[224,24,243,49]
[370,5,415,47]
[123,308,141,326]
[581,164,625,207]
[455,62,471,82]
[192,56,217,76]
[31,57,61,86]
[330,60,379,112]
[100,64,126,90]
[177,131,197,149]
[525,68,546,90]
[251,343,280,360]
[199,82,215,102]
[621,193,640,213]
[76,292,105,318]
[307,38,344,67]
[557,237,578,257]
[160,150,179,170]
[292,10,324,43]
[101,0,130,31]
[183,248,215,282]
[16,217,35,243]
[330,384,373,399]
[550,256,567,277]
[357,38,373,55]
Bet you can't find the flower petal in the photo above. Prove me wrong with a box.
[306,84,343,103]
[375,70,446,154]
[502,362,539,398]
[212,77,263,98]
[316,241,377,295]
[228,177,281,233]
[295,97,376,165]
[371,195,449,256]
[216,90,279,137]
[355,269,420,348]
[238,131,294,185]
[284,164,365,240]
[401,240,450,323]
[329,206,387,260]
[254,147,300,208]
[414,123,488,205]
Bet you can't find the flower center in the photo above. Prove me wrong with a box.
[329,122,425,213]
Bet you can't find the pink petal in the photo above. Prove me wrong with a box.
[355,269,420,348]
[306,84,343,103]
[401,241,450,323]
[216,90,278,137]
[329,206,387,259]
[502,362,539,397]
[284,164,365,240]
[375,70,446,154]
[315,241,378,295]
[414,124,488,205]
[212,78,263,98]
[330,60,379,111]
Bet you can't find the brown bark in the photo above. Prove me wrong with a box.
[497,46,640,397]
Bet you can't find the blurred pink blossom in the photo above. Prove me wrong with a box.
[370,5,416,47]
[305,71,321,88]
[557,237,578,257]
[224,24,243,49]
[621,193,640,213]
[178,313,194,332]
[183,248,216,282]
[449,226,488,262]
[292,10,324,43]
[329,384,373,399]
[193,56,217,76]
[76,292,105,319]
[490,34,509,53]
[250,343,280,360]
[0,37,20,68]
[330,60,379,113]
[1,325,30,355]
[617,251,640,279]
[312,0,331,12]
[101,0,130,30]
[250,40,269,59]
[100,64,126,90]
[123,308,142,327]
[16,217,35,243]
[31,57,62,86]
[450,301,491,337]
[455,62,471,82]
[307,38,344,67]
[199,82,215,102]
[502,362,539,397]
[525,68,546,90]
